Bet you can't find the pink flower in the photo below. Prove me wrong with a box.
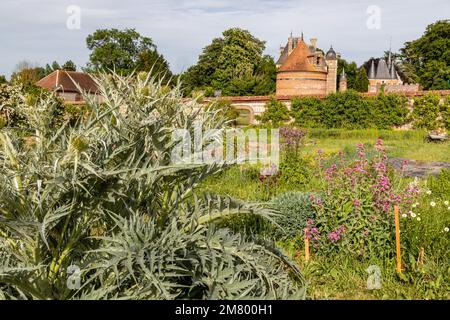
[353,199,361,207]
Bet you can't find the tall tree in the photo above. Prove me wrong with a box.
[181,28,276,97]
[354,67,369,92]
[10,61,45,89]
[86,28,172,82]
[337,59,358,90]
[62,60,77,71]
[400,20,450,89]
[0,75,7,84]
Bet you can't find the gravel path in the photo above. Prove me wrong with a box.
[389,158,450,178]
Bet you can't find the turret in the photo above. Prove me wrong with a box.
[325,46,338,94]
[339,68,347,92]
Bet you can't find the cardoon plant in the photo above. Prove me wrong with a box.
[0,72,306,300]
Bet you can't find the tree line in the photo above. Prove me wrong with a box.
[1,20,449,95]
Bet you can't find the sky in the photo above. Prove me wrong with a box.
[0,0,449,79]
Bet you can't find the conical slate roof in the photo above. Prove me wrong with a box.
[326,46,337,60]
[278,39,318,72]
[340,68,347,80]
[375,59,391,79]
[390,62,397,79]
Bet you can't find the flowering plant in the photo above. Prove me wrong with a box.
[306,139,421,258]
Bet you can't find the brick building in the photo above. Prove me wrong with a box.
[276,34,338,96]
[35,70,102,102]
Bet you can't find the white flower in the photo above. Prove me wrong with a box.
[430,201,436,207]
[444,201,449,206]
[410,211,417,218]
[444,227,449,232]
[412,203,417,208]
[426,190,432,195]
[416,217,421,222]
[448,207,450,210]
[402,214,407,218]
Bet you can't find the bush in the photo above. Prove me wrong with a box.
[272,192,316,239]
[410,92,443,130]
[307,140,422,258]
[256,97,290,127]
[428,169,450,199]
[290,91,409,129]
[291,96,324,128]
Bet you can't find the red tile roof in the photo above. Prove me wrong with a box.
[36,70,99,93]
[278,39,319,73]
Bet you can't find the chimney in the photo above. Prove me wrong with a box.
[310,38,317,50]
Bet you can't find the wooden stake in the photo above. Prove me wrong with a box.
[394,205,402,273]
[304,228,310,262]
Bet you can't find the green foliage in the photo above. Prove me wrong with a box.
[0,72,306,300]
[291,96,323,128]
[86,28,172,82]
[279,155,312,187]
[181,28,276,97]
[354,67,369,93]
[370,93,409,129]
[256,97,290,127]
[206,99,239,126]
[61,60,77,72]
[10,61,45,90]
[290,91,409,129]
[337,59,358,89]
[271,192,316,239]
[0,75,7,84]
[309,141,421,259]
[427,169,450,199]
[410,92,443,130]
[402,194,449,259]
[400,20,450,89]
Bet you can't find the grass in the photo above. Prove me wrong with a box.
[199,129,450,300]
[304,129,450,162]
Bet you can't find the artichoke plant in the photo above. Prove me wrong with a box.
[0,72,306,300]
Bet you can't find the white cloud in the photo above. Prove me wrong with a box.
[0,0,449,78]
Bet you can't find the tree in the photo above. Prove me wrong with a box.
[62,60,77,71]
[400,20,450,89]
[10,61,45,89]
[0,75,7,84]
[181,28,276,97]
[354,67,369,92]
[86,28,172,81]
[337,59,358,90]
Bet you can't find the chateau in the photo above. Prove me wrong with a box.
[366,54,419,94]
[276,34,345,96]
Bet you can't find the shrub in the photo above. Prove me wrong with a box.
[370,93,409,129]
[278,127,311,187]
[427,169,450,199]
[272,192,316,239]
[410,92,442,130]
[256,97,290,127]
[290,91,408,129]
[307,140,421,258]
[291,96,324,128]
